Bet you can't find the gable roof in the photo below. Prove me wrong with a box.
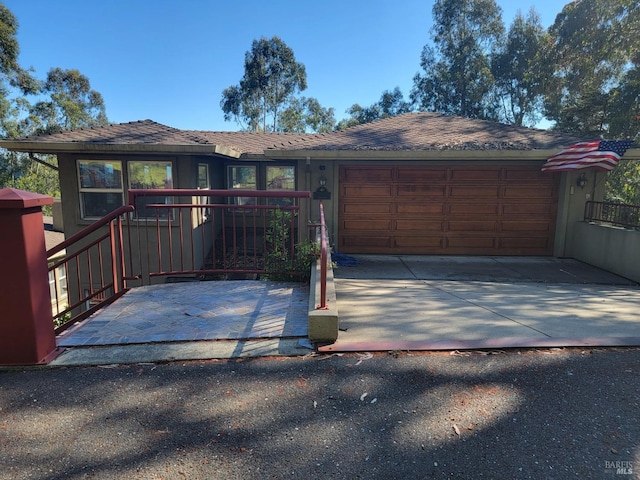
[0,113,585,158]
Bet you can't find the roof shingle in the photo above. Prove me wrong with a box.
[4,113,584,155]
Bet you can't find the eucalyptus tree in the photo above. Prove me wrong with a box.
[336,87,412,130]
[278,97,336,133]
[221,36,309,132]
[491,8,546,126]
[0,3,108,201]
[25,67,108,134]
[411,0,504,120]
[542,0,639,137]
[0,4,42,189]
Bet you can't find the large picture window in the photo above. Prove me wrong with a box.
[78,160,124,219]
[128,161,174,219]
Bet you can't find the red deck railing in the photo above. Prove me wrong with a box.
[48,189,321,332]
[47,205,135,333]
[317,202,329,310]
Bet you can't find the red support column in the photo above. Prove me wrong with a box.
[0,188,58,365]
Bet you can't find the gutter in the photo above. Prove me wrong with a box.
[0,141,244,158]
[265,149,563,161]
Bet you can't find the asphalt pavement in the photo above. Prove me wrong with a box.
[1,348,639,479]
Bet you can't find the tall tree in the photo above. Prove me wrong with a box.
[542,0,638,137]
[278,97,336,133]
[26,67,108,134]
[491,8,546,126]
[411,0,504,119]
[221,36,308,132]
[0,5,108,202]
[336,87,413,129]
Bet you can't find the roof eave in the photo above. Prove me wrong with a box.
[0,141,243,158]
[266,148,563,161]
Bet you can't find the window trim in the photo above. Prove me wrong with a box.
[226,162,297,206]
[77,160,124,220]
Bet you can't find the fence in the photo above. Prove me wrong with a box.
[48,189,315,332]
[584,201,640,229]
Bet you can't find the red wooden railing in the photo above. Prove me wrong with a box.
[48,190,320,332]
[317,202,328,309]
[47,205,135,333]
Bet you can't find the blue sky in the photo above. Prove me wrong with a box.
[5,0,566,131]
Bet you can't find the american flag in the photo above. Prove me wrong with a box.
[542,140,634,172]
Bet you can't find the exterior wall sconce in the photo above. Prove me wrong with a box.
[313,165,331,200]
[576,173,588,189]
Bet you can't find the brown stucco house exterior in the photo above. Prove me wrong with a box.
[2,112,638,260]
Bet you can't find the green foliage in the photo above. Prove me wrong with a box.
[221,36,310,132]
[606,161,640,205]
[0,3,108,203]
[411,0,504,120]
[542,0,638,137]
[263,208,319,282]
[491,8,546,126]
[278,97,336,133]
[336,87,412,130]
[26,67,108,134]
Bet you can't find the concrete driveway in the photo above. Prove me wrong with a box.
[322,255,640,352]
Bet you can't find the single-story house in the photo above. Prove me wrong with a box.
[2,112,638,260]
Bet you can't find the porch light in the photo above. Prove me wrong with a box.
[313,166,331,200]
[577,173,588,189]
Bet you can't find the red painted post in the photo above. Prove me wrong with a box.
[0,188,58,365]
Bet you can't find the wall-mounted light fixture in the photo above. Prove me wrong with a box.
[576,172,588,189]
[313,165,331,200]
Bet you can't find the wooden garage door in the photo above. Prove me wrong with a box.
[338,165,558,255]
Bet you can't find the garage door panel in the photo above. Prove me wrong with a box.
[342,185,392,197]
[448,203,499,215]
[501,221,551,232]
[499,237,551,249]
[395,236,443,248]
[396,168,447,182]
[448,220,497,232]
[397,204,445,215]
[504,186,555,198]
[504,169,548,182]
[343,168,393,182]
[450,169,500,181]
[447,236,497,249]
[342,219,392,231]
[450,186,500,198]
[338,165,557,255]
[502,204,553,215]
[395,220,445,232]
[396,185,447,197]
[343,203,392,214]
[341,236,391,249]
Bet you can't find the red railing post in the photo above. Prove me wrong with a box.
[0,188,57,365]
[318,202,328,309]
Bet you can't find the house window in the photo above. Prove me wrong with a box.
[228,165,257,205]
[266,165,296,206]
[197,164,210,189]
[78,160,124,219]
[227,164,296,206]
[128,161,174,219]
[49,266,68,316]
